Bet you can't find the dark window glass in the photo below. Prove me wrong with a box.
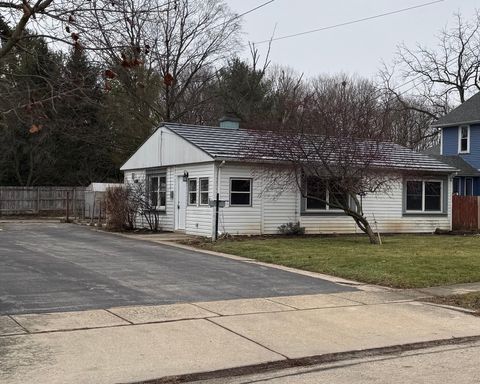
[329,184,348,209]
[230,193,251,205]
[231,179,251,192]
[460,126,469,152]
[160,176,166,190]
[466,178,473,196]
[425,181,441,211]
[306,177,327,210]
[159,176,166,208]
[149,177,158,207]
[200,178,209,205]
[406,181,423,211]
[453,178,460,194]
[230,179,251,206]
[188,179,197,205]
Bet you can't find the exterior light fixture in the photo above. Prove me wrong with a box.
[183,171,189,181]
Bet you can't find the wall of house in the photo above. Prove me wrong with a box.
[183,163,215,237]
[123,168,174,231]
[298,180,450,234]
[442,124,480,169]
[124,162,215,236]
[217,163,452,236]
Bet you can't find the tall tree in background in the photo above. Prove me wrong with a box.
[216,51,271,125]
[0,23,61,185]
[92,0,240,121]
[380,11,480,148]
[53,47,118,185]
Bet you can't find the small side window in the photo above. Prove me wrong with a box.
[148,174,166,210]
[188,178,198,205]
[459,125,470,153]
[199,178,209,205]
[230,179,252,206]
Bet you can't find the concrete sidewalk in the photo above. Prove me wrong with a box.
[2,290,480,384]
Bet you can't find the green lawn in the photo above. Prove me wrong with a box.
[197,235,480,289]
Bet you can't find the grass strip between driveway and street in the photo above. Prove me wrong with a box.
[425,292,480,315]
[189,234,480,289]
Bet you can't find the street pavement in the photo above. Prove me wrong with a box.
[198,341,480,384]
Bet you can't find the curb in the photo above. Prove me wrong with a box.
[130,335,480,384]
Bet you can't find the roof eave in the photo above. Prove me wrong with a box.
[431,119,480,128]
[212,156,458,174]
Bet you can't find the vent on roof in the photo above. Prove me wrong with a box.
[219,115,241,129]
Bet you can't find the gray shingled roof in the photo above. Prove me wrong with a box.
[165,123,457,173]
[430,155,480,176]
[433,92,480,127]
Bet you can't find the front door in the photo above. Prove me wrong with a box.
[175,176,187,230]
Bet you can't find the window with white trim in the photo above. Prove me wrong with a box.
[405,180,442,212]
[305,177,348,211]
[459,125,470,153]
[188,178,198,205]
[199,178,209,205]
[230,179,252,206]
[149,175,166,210]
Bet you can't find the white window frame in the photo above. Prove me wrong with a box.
[230,178,252,207]
[188,178,198,206]
[405,179,443,213]
[199,178,209,206]
[148,174,167,211]
[458,125,470,154]
[465,178,474,196]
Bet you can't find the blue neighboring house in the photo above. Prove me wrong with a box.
[430,92,480,196]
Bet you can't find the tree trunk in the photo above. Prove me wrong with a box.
[363,221,380,245]
[351,213,380,245]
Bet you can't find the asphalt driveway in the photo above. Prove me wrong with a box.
[0,222,355,315]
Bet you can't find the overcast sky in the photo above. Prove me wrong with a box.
[225,0,479,82]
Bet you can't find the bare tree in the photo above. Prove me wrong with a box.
[128,181,163,232]
[249,76,404,245]
[87,0,240,123]
[380,11,480,130]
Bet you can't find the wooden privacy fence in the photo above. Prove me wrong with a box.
[452,195,480,231]
[0,186,85,216]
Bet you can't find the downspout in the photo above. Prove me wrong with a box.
[214,160,226,241]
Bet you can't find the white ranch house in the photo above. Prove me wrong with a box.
[121,121,457,238]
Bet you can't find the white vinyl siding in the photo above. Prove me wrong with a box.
[218,163,452,236]
[182,163,215,236]
[126,162,452,237]
[124,169,174,231]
